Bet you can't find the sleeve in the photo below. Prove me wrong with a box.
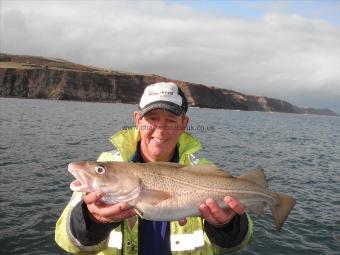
[70,201,121,246]
[204,212,253,253]
[55,192,112,254]
[55,192,119,254]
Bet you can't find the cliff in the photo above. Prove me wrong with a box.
[0,53,338,116]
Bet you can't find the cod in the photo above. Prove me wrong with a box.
[68,161,296,230]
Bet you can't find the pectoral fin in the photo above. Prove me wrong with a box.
[138,189,171,205]
[134,208,144,219]
[127,216,138,230]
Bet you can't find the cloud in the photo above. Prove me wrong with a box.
[1,1,340,111]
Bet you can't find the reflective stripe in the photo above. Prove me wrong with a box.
[107,229,205,252]
[189,154,200,165]
[112,151,124,162]
[108,231,122,249]
[170,230,205,251]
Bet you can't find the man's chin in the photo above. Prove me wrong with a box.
[149,147,169,160]
[150,149,165,157]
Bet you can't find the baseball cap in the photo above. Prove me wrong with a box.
[139,82,188,117]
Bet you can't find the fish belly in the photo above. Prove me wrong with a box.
[135,192,227,221]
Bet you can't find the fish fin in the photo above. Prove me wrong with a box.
[181,164,233,177]
[134,208,144,219]
[238,168,268,188]
[247,202,266,216]
[139,189,172,205]
[127,216,138,230]
[270,192,296,230]
[145,162,183,168]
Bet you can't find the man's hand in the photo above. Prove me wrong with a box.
[199,196,246,227]
[84,191,137,224]
[178,196,245,227]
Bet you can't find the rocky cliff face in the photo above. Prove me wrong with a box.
[0,68,114,101]
[0,53,338,116]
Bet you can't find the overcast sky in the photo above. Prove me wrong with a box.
[1,0,340,112]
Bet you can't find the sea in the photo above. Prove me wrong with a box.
[0,98,339,255]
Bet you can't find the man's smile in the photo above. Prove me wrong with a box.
[151,137,168,144]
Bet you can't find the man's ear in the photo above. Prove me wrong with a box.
[134,111,142,129]
[181,115,189,131]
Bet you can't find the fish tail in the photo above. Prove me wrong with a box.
[270,192,296,230]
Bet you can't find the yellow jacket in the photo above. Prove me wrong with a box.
[55,128,253,254]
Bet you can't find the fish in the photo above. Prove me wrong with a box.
[68,161,296,230]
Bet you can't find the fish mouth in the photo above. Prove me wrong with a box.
[68,163,92,192]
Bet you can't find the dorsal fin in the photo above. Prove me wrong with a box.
[144,162,183,168]
[237,168,268,188]
[181,164,233,177]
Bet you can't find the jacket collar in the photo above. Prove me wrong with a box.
[110,128,202,162]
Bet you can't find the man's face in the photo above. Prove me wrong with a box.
[134,109,189,162]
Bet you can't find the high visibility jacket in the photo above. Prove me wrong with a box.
[55,128,253,254]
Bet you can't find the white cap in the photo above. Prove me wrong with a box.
[139,82,187,117]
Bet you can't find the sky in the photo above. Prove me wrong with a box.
[1,0,340,113]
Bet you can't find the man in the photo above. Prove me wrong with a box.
[55,82,253,254]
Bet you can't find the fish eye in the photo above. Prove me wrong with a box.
[95,166,106,175]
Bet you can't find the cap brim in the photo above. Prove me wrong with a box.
[140,101,184,117]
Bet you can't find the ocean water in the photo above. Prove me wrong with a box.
[0,98,339,255]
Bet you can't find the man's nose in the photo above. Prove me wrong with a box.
[154,124,167,133]
[153,120,171,133]
[154,119,167,130]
